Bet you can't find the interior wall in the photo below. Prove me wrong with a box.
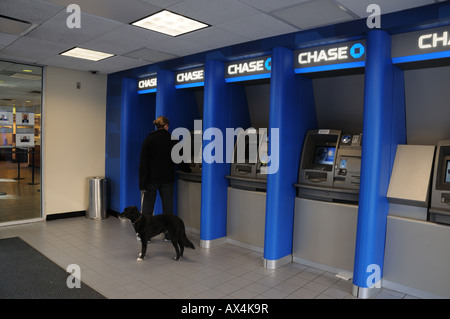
[404,65,450,145]
[44,66,107,215]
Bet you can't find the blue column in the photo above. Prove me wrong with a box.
[200,60,229,245]
[264,47,317,268]
[119,78,141,212]
[352,30,406,297]
[200,60,251,246]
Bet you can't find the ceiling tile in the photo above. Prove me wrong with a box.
[26,11,123,47]
[168,0,261,25]
[0,0,63,25]
[238,0,310,13]
[124,48,177,63]
[145,35,211,57]
[81,25,170,56]
[0,36,67,63]
[336,0,435,18]
[179,26,250,50]
[38,54,94,70]
[0,32,18,47]
[273,0,355,29]
[218,13,299,41]
[79,55,151,74]
[139,0,185,7]
[44,0,162,24]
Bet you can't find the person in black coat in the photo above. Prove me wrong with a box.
[139,116,191,222]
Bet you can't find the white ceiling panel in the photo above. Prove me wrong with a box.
[0,0,62,25]
[0,32,18,47]
[44,0,162,24]
[179,26,250,50]
[139,0,185,8]
[218,13,299,41]
[124,48,178,63]
[273,0,355,29]
[81,25,170,56]
[79,55,151,74]
[168,0,261,25]
[238,0,311,13]
[26,11,123,47]
[145,36,211,57]
[38,54,95,70]
[336,0,435,18]
[0,36,67,63]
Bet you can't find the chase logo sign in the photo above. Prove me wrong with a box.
[175,67,205,89]
[225,55,271,83]
[392,26,450,64]
[137,75,157,94]
[294,40,366,74]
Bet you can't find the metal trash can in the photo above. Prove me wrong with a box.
[87,177,107,220]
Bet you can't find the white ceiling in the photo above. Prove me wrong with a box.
[0,0,443,76]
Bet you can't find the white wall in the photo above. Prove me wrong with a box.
[44,66,107,216]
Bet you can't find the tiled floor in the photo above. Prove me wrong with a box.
[0,216,419,299]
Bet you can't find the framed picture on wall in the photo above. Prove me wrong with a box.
[16,134,34,147]
[0,111,14,126]
[16,112,34,126]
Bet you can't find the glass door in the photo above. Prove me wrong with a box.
[0,61,42,224]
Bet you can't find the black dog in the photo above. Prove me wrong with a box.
[120,206,195,261]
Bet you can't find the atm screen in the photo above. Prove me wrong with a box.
[313,146,335,165]
[446,160,450,183]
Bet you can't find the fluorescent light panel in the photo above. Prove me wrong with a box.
[132,10,208,37]
[60,47,114,61]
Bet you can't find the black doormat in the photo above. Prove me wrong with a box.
[0,237,106,299]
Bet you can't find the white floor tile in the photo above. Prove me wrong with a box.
[0,216,421,300]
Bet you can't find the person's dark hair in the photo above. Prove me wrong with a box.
[153,116,169,129]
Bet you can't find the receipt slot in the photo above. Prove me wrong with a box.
[429,140,450,224]
[295,129,362,203]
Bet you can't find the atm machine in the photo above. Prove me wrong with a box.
[429,140,450,225]
[176,130,202,232]
[292,129,362,273]
[295,129,362,203]
[226,128,269,191]
[225,129,269,251]
[177,130,202,182]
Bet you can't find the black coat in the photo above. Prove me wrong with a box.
[139,129,191,189]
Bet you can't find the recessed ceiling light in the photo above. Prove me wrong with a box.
[22,69,33,73]
[132,10,209,37]
[60,47,115,61]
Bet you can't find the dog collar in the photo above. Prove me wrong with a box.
[132,214,142,226]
